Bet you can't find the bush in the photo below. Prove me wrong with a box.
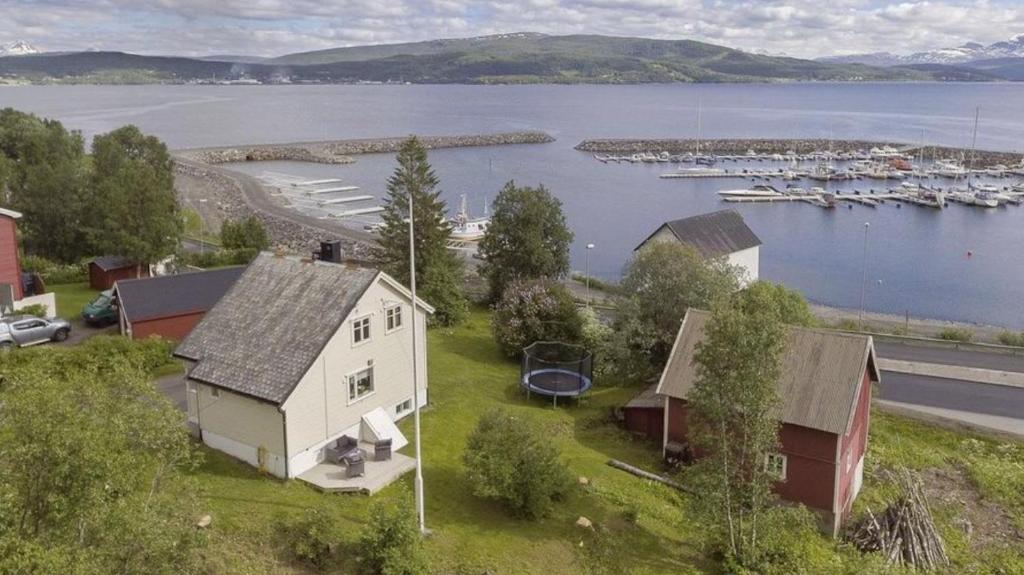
[20,254,87,285]
[220,216,269,251]
[997,331,1024,347]
[937,327,973,343]
[463,409,573,519]
[284,509,340,570]
[357,487,427,575]
[177,247,257,269]
[490,278,582,358]
[77,336,176,374]
[15,303,49,318]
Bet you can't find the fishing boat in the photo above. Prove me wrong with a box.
[449,194,490,241]
[931,159,969,178]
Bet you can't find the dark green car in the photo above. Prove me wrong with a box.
[81,289,118,326]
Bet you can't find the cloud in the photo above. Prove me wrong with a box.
[0,0,1021,58]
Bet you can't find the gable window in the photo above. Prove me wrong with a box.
[347,367,374,403]
[386,305,403,333]
[352,316,371,345]
[765,453,787,481]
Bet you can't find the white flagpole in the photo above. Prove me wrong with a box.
[408,189,426,533]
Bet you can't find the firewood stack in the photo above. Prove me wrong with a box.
[848,469,950,570]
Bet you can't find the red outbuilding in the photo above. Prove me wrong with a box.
[113,266,245,341]
[0,208,24,304]
[89,255,149,291]
[655,309,880,536]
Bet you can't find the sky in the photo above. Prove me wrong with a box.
[2,0,1023,59]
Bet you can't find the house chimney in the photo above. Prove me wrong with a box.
[319,240,343,264]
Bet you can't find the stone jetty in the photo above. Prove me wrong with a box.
[576,138,1024,168]
[178,131,555,165]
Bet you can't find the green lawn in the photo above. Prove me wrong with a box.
[185,309,1024,574]
[50,282,100,318]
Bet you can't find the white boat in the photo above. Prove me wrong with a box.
[931,159,969,178]
[449,194,490,241]
[972,192,1000,208]
[717,185,782,197]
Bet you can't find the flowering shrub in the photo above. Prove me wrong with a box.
[490,278,582,358]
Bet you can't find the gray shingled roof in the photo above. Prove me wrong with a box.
[115,267,245,323]
[174,253,379,404]
[637,209,761,258]
[91,255,137,271]
[656,310,878,435]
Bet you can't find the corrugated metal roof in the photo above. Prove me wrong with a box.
[637,209,761,258]
[115,266,245,323]
[656,309,877,435]
[174,253,378,405]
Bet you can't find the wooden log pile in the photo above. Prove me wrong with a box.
[848,469,950,570]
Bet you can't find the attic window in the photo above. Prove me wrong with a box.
[352,316,371,344]
[765,453,787,481]
[386,305,403,333]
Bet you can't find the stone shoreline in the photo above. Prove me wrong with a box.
[177,131,556,165]
[575,138,1024,168]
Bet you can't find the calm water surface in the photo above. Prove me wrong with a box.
[2,83,1024,327]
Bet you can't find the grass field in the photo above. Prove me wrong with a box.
[50,282,100,318]
[185,309,1024,574]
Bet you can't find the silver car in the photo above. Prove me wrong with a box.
[0,315,72,351]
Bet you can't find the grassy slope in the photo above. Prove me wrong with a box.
[185,309,1023,574]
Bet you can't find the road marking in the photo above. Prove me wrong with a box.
[878,358,1024,389]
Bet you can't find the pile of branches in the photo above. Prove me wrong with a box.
[848,469,950,570]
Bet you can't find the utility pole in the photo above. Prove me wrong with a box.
[408,191,425,534]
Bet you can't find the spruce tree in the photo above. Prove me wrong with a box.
[375,137,467,326]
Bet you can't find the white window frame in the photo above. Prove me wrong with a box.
[395,398,413,416]
[351,315,371,346]
[765,453,787,481]
[385,304,404,334]
[347,366,375,404]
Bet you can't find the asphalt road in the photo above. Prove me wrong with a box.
[875,341,1024,373]
[879,371,1024,421]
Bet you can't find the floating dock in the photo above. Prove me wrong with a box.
[306,185,361,195]
[318,195,375,206]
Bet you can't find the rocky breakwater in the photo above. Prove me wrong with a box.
[179,131,555,165]
[576,138,1024,168]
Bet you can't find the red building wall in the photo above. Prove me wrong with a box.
[129,311,206,341]
[90,263,149,291]
[623,406,664,442]
[837,370,872,519]
[0,216,23,300]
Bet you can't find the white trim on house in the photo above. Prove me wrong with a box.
[0,208,23,220]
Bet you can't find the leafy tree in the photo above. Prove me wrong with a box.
[490,278,582,358]
[478,181,573,301]
[375,137,467,326]
[613,242,740,371]
[687,299,786,568]
[220,215,269,251]
[0,339,204,574]
[357,486,427,575]
[284,509,341,570]
[0,108,90,263]
[734,281,816,327]
[463,409,572,519]
[88,125,181,268]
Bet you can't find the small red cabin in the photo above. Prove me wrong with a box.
[0,208,24,303]
[89,256,149,291]
[656,309,880,536]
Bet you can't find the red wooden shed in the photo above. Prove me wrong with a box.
[656,309,880,536]
[89,255,149,291]
[0,208,24,305]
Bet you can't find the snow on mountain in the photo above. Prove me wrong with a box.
[0,41,40,56]
[821,34,1024,66]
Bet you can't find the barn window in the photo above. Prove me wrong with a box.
[385,305,403,333]
[765,453,787,481]
[352,316,371,345]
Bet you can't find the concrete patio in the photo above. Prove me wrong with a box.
[298,452,417,494]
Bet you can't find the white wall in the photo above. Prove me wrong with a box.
[14,292,56,317]
[190,380,288,476]
[281,277,429,478]
[728,245,760,287]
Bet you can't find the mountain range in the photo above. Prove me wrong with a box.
[0,41,39,57]
[0,33,929,85]
[821,34,1024,66]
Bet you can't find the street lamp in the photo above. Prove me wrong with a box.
[585,244,595,306]
[859,222,870,326]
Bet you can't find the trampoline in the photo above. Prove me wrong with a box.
[521,341,594,406]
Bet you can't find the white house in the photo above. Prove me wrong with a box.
[174,252,433,481]
[635,209,761,286]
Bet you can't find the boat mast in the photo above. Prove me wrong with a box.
[696,97,702,157]
[967,107,980,189]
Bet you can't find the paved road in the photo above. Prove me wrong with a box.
[879,371,1024,421]
[875,341,1024,373]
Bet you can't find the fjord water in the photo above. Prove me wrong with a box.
[3,83,1024,327]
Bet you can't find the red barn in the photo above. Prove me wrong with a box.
[656,309,879,536]
[0,208,24,303]
[89,256,149,290]
[113,266,245,341]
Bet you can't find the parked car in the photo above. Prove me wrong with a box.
[0,315,72,351]
[81,289,118,326]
